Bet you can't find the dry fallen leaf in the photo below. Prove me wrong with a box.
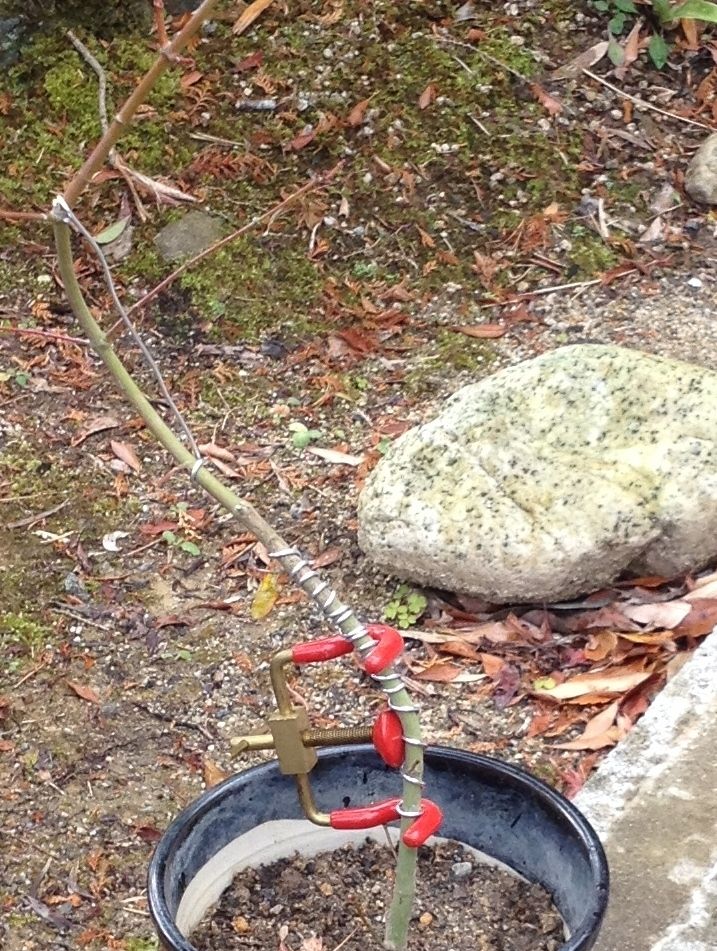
[110,440,141,473]
[584,630,618,662]
[250,574,280,620]
[675,599,717,637]
[67,681,100,705]
[530,83,563,116]
[202,757,230,788]
[438,638,482,661]
[621,600,691,629]
[479,653,505,679]
[307,447,363,466]
[233,0,274,35]
[312,546,343,568]
[347,98,370,126]
[71,415,120,447]
[414,661,462,682]
[614,21,642,80]
[534,662,653,701]
[554,701,622,751]
[418,83,438,110]
[450,324,506,339]
[198,442,237,463]
[684,579,717,601]
[551,40,609,80]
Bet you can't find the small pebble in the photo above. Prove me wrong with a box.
[452,861,473,878]
[687,277,702,289]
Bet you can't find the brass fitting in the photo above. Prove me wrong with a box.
[230,644,373,826]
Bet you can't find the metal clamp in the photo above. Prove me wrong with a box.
[230,635,443,845]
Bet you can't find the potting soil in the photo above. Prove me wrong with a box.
[190,838,565,950]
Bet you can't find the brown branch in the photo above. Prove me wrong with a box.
[0,327,88,346]
[153,0,170,48]
[126,163,342,317]
[0,209,46,224]
[62,0,223,207]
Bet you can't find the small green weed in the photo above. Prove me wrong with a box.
[384,585,428,628]
[162,530,201,557]
[0,612,47,653]
[124,938,159,951]
[288,422,322,450]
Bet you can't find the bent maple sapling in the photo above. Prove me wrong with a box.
[33,1,437,947]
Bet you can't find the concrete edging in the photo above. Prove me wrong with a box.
[575,630,717,951]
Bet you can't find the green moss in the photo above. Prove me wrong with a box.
[176,239,325,343]
[0,612,48,653]
[566,227,619,276]
[404,329,496,394]
[0,29,185,218]
[124,939,159,951]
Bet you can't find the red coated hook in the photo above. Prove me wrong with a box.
[372,708,404,768]
[291,626,404,676]
[402,800,443,848]
[329,796,443,847]
[291,635,352,665]
[330,797,401,830]
[363,623,404,675]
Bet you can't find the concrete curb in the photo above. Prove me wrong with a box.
[575,631,717,950]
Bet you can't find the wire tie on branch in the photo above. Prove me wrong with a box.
[190,457,206,481]
[396,803,423,819]
[401,773,426,787]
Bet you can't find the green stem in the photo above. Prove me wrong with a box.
[51,1,425,945]
[53,219,423,951]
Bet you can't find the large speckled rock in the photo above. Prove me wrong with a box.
[358,345,717,603]
[685,133,717,205]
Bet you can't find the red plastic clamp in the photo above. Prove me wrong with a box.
[372,708,404,768]
[330,797,401,830]
[291,625,404,675]
[402,800,443,848]
[291,635,352,665]
[329,797,443,847]
[363,623,404,675]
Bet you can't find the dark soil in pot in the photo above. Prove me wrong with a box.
[190,838,565,951]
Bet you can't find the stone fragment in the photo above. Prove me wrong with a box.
[154,210,226,262]
[685,132,717,205]
[358,346,717,603]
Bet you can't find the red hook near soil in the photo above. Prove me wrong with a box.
[330,797,401,830]
[402,799,444,848]
[329,797,443,847]
[291,635,352,665]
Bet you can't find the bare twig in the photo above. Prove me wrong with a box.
[7,499,69,530]
[0,326,88,346]
[0,209,46,223]
[478,269,639,307]
[436,34,532,83]
[153,0,170,48]
[582,68,715,131]
[13,661,49,689]
[55,198,202,458]
[67,31,109,134]
[126,165,341,317]
[49,3,423,947]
